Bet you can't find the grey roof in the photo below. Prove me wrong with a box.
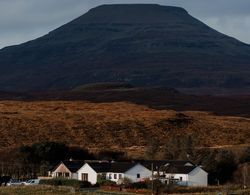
[87,162,140,173]
[109,162,138,173]
[164,165,196,174]
[87,162,111,173]
[140,160,194,171]
[62,160,85,172]
[52,160,85,173]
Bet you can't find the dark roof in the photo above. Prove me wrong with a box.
[62,160,85,172]
[87,162,140,173]
[87,162,111,173]
[109,162,138,173]
[165,165,196,174]
[140,160,194,171]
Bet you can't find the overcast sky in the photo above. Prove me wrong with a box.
[0,0,249,49]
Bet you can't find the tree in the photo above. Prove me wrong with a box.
[214,150,237,184]
[97,150,126,160]
[19,141,69,177]
[67,147,94,160]
[162,136,195,160]
[146,138,159,160]
[240,147,250,163]
[31,141,69,163]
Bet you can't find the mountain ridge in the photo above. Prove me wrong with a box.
[0,4,249,92]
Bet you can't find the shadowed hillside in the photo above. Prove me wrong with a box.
[1,83,249,117]
[0,4,249,93]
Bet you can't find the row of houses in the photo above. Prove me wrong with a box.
[49,160,208,186]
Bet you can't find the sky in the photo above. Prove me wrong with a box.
[0,0,249,49]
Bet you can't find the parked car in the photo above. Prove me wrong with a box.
[22,179,40,185]
[7,179,23,186]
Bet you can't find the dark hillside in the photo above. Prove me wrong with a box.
[0,4,249,92]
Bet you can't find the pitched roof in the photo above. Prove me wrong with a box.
[140,160,193,171]
[165,165,196,174]
[62,160,85,172]
[109,162,138,173]
[87,162,140,173]
[87,162,111,173]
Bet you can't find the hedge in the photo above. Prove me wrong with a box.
[40,179,92,189]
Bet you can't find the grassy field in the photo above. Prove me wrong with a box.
[0,185,136,195]
[0,186,249,195]
[0,186,79,195]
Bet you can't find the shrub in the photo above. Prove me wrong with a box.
[129,181,148,189]
[98,179,116,186]
[40,179,91,189]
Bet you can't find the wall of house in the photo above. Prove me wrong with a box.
[188,167,208,187]
[124,164,151,183]
[106,172,124,184]
[77,163,98,184]
[165,173,189,185]
[72,173,78,180]
[51,163,72,179]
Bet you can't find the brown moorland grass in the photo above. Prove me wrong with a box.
[0,101,249,158]
[0,185,249,195]
[0,185,83,195]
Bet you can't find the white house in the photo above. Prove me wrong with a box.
[106,162,152,184]
[164,165,208,187]
[141,160,208,187]
[51,160,85,180]
[50,160,208,187]
[77,162,110,184]
[77,162,151,184]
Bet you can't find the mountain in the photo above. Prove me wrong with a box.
[0,4,250,92]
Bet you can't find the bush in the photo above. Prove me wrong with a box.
[98,179,116,186]
[40,179,92,189]
[163,186,225,194]
[129,181,148,189]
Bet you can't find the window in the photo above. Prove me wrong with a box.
[180,177,183,181]
[57,172,62,177]
[65,173,70,178]
[82,173,88,181]
[137,174,140,178]
[109,174,112,179]
[119,174,122,179]
[114,174,117,179]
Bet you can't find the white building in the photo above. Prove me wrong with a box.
[141,160,208,187]
[164,165,208,187]
[77,162,151,184]
[50,160,85,180]
[50,160,208,187]
[77,162,109,184]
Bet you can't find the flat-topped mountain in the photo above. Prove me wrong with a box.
[0,4,249,92]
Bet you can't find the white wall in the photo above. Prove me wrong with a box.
[72,173,78,180]
[77,163,98,184]
[165,173,188,181]
[188,167,208,187]
[164,167,208,187]
[124,164,151,183]
[106,172,124,183]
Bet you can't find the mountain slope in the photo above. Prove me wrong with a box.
[0,101,249,158]
[0,4,250,92]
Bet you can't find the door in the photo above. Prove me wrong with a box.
[81,173,88,181]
